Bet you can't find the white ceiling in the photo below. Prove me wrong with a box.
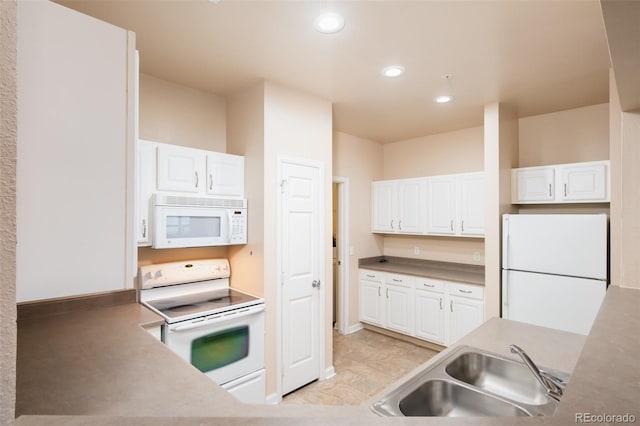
[58,0,611,143]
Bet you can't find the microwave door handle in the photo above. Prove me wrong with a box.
[227,209,233,243]
[171,305,264,332]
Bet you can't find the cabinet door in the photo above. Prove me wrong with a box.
[512,167,554,203]
[136,140,155,245]
[561,163,608,202]
[156,144,205,193]
[459,173,485,236]
[359,279,384,326]
[426,176,456,234]
[385,283,413,335]
[448,295,484,344]
[372,181,396,232]
[398,178,426,234]
[207,152,244,197]
[415,289,445,343]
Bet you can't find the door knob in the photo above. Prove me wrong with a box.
[312,280,321,288]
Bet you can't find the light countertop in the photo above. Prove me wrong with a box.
[16,285,640,425]
[359,256,485,286]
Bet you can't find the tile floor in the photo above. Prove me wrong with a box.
[281,328,439,405]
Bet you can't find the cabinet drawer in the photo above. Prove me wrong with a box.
[448,282,484,300]
[385,273,414,287]
[415,278,445,292]
[359,269,384,281]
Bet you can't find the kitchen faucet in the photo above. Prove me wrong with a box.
[509,344,566,402]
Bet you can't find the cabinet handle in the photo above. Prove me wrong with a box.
[450,220,454,231]
[450,300,453,312]
[461,220,464,232]
[564,183,567,197]
[459,289,472,294]
[209,173,213,190]
[378,286,381,297]
[439,298,443,310]
[195,171,199,188]
[141,219,146,238]
[399,220,402,230]
[423,283,435,288]
[549,184,552,197]
[393,278,402,283]
[391,219,394,230]
[386,288,389,299]
[366,274,375,278]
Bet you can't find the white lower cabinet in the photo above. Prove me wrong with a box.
[447,283,485,344]
[360,269,484,346]
[384,274,414,335]
[221,369,266,404]
[414,279,445,344]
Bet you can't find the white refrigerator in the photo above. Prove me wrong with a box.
[502,214,607,335]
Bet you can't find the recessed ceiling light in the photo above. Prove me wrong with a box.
[313,12,345,34]
[381,65,405,78]
[435,95,454,103]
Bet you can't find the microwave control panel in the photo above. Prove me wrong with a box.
[230,209,247,244]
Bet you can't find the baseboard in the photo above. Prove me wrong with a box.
[345,322,364,334]
[323,365,336,380]
[265,392,281,405]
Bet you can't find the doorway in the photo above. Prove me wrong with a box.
[333,177,350,335]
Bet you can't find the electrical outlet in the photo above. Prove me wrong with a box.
[414,246,420,255]
[473,251,481,261]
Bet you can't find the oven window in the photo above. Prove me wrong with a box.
[166,215,220,239]
[191,326,249,372]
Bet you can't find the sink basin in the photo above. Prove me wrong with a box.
[398,379,530,417]
[445,351,551,405]
[371,345,569,417]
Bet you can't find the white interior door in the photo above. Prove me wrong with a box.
[281,159,322,395]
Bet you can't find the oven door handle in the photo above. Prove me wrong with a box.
[170,305,265,332]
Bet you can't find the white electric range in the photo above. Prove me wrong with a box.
[139,259,265,404]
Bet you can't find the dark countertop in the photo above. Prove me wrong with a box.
[16,286,640,425]
[359,256,485,286]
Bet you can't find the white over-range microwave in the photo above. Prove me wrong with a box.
[152,194,247,249]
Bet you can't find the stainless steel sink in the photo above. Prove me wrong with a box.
[445,351,552,405]
[371,345,569,417]
[398,379,530,417]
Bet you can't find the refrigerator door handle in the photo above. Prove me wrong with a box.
[502,215,510,268]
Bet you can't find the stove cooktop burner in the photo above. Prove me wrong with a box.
[145,287,262,323]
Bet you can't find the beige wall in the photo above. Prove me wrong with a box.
[519,103,609,167]
[227,81,333,400]
[137,74,229,267]
[333,131,384,329]
[609,70,623,286]
[383,126,484,179]
[382,126,486,265]
[0,0,17,421]
[263,81,333,397]
[139,73,226,152]
[484,103,519,320]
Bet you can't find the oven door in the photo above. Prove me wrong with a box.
[165,304,265,385]
[153,205,230,248]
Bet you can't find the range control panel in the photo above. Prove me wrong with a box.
[139,259,230,290]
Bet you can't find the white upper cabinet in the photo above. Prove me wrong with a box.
[427,172,485,237]
[157,144,205,193]
[426,176,457,235]
[561,162,608,202]
[372,179,425,234]
[512,160,609,204]
[512,167,555,202]
[137,140,156,246]
[458,173,485,236]
[372,181,396,232]
[206,152,244,197]
[154,143,245,197]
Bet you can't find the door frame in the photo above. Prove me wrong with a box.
[276,155,326,400]
[333,177,350,335]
